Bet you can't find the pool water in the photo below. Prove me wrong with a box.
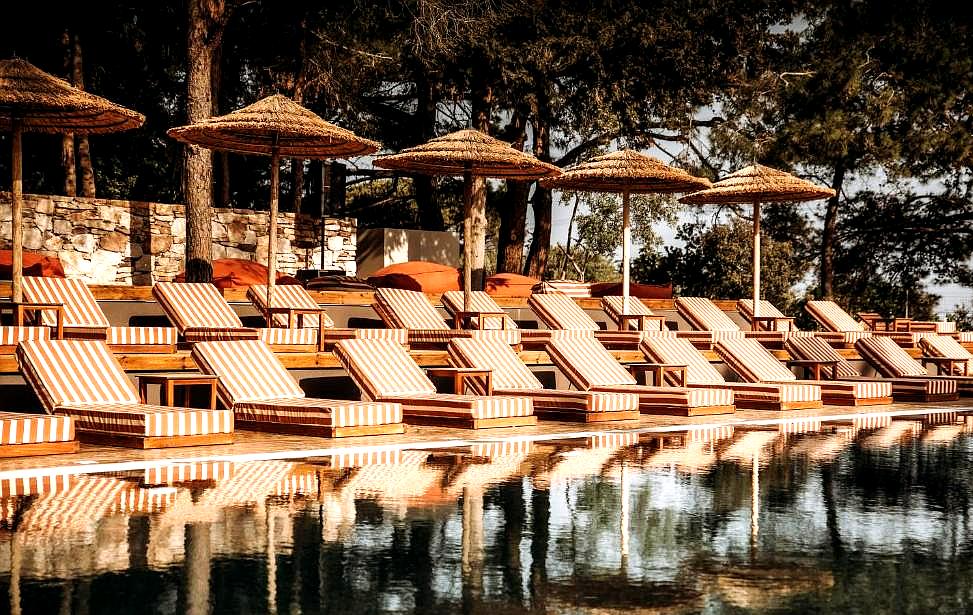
[2,413,973,614]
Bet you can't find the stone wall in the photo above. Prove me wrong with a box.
[0,192,356,284]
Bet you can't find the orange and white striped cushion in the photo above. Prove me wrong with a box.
[235,397,402,428]
[257,327,318,346]
[715,337,797,382]
[18,339,140,412]
[143,461,233,485]
[107,326,177,347]
[153,282,245,331]
[374,288,450,330]
[192,340,306,403]
[441,290,518,330]
[392,393,533,420]
[546,333,638,389]
[857,336,928,377]
[736,299,805,333]
[334,338,437,398]
[321,328,409,346]
[448,337,543,391]
[247,284,335,329]
[806,301,867,333]
[639,336,727,385]
[818,380,891,400]
[0,470,75,497]
[406,329,473,345]
[22,277,110,328]
[675,297,741,331]
[0,326,48,346]
[958,332,973,343]
[720,381,821,403]
[602,384,734,408]
[55,404,233,437]
[538,280,593,297]
[784,335,862,379]
[184,327,258,342]
[0,412,74,445]
[528,293,599,331]
[920,335,973,374]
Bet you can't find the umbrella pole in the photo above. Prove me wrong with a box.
[622,191,631,314]
[752,201,761,321]
[266,143,280,327]
[462,168,474,311]
[11,119,23,304]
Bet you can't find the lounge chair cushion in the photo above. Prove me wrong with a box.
[57,404,233,438]
[153,282,246,331]
[784,335,862,378]
[374,288,449,330]
[806,300,867,332]
[334,338,437,397]
[192,340,306,404]
[546,333,638,389]
[920,335,973,374]
[675,297,742,332]
[529,293,598,330]
[0,326,48,346]
[736,299,799,331]
[639,336,727,385]
[601,296,666,332]
[23,277,111,328]
[448,337,544,391]
[0,412,74,445]
[715,337,797,382]
[234,397,402,428]
[257,327,319,346]
[107,326,177,347]
[856,336,928,377]
[247,284,335,329]
[441,290,518,330]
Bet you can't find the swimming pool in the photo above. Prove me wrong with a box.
[2,413,972,614]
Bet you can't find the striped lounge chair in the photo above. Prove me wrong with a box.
[920,334,973,376]
[736,299,844,345]
[805,300,930,347]
[373,288,520,348]
[675,297,785,348]
[856,336,973,395]
[334,338,536,430]
[17,339,234,448]
[640,335,823,411]
[545,334,736,416]
[247,284,407,350]
[785,335,957,402]
[23,277,176,353]
[527,292,647,348]
[191,340,404,438]
[441,290,551,348]
[0,412,77,457]
[447,336,640,423]
[153,282,316,350]
[715,337,892,406]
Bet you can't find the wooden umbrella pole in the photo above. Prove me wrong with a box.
[752,201,761,320]
[266,138,280,327]
[10,118,23,304]
[622,190,631,314]
[462,168,474,311]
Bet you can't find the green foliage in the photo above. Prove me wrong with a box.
[946,305,973,332]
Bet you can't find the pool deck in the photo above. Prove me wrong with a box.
[2,399,970,479]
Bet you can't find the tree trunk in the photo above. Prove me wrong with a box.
[819,163,846,299]
[524,116,552,278]
[292,160,304,213]
[413,71,444,230]
[495,115,528,273]
[61,30,76,197]
[211,41,230,208]
[469,64,493,289]
[183,0,228,282]
[70,34,96,198]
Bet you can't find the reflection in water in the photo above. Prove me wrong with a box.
[2,412,973,613]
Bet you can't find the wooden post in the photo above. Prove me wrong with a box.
[752,201,761,320]
[11,119,23,303]
[462,168,474,311]
[621,190,631,314]
[266,138,280,327]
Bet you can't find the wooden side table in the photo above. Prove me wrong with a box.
[138,373,219,409]
[617,314,667,332]
[627,362,687,387]
[452,311,508,330]
[786,358,839,380]
[425,367,493,395]
[0,301,65,339]
[750,315,794,332]
[920,356,968,376]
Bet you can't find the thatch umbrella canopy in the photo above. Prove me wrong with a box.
[680,164,835,321]
[541,150,710,315]
[0,58,144,302]
[168,94,379,322]
[374,129,560,310]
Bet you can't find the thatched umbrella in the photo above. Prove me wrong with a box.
[373,129,560,310]
[0,58,144,302]
[540,150,710,312]
[167,94,379,323]
[680,164,834,320]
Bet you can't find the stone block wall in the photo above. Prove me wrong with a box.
[0,192,356,284]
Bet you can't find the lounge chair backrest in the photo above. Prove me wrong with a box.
[784,336,861,378]
[448,337,543,391]
[334,338,436,398]
[440,290,518,330]
[855,336,927,377]
[23,277,111,328]
[153,282,244,331]
[528,294,598,331]
[192,340,304,403]
[675,297,740,332]
[736,299,798,331]
[920,334,973,361]
[247,284,334,329]
[374,288,449,330]
[546,334,637,388]
[17,339,139,412]
[639,336,727,385]
[715,337,796,382]
[806,301,866,332]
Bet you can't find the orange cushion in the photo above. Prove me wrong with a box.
[589,282,673,299]
[0,250,66,278]
[367,261,461,293]
[485,273,539,297]
[175,258,301,289]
